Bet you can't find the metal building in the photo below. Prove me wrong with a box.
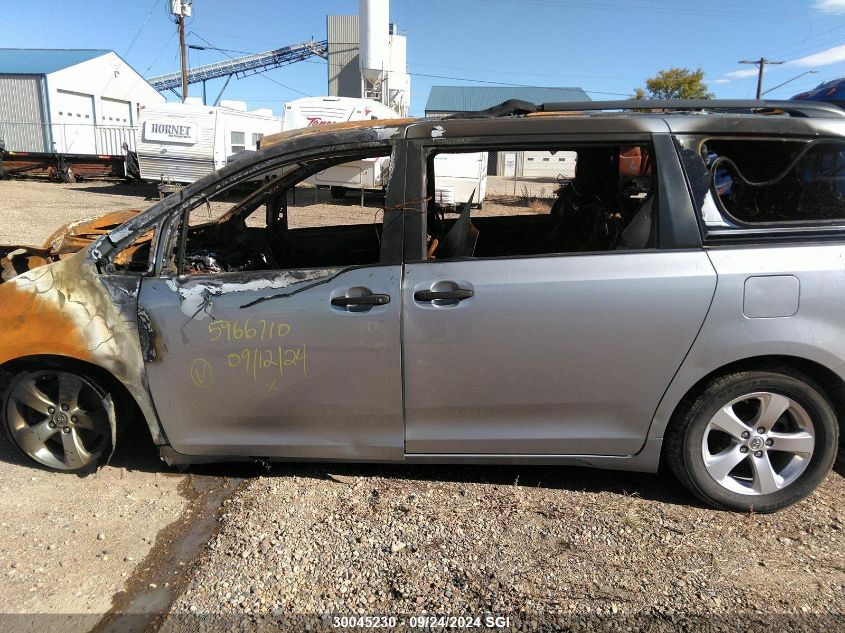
[0,49,163,156]
[425,85,591,178]
[326,13,410,116]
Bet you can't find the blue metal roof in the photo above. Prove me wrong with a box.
[0,49,110,75]
[425,85,592,113]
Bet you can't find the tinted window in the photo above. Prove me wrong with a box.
[679,137,845,227]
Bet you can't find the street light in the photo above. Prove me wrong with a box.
[761,70,819,96]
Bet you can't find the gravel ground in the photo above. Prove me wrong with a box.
[158,462,845,631]
[0,179,194,629]
[2,178,845,632]
[0,418,190,628]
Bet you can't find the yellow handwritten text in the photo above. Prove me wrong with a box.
[208,319,291,343]
[226,345,307,382]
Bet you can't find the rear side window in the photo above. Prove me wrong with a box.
[676,136,845,229]
[424,144,656,260]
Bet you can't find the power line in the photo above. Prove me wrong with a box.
[763,23,845,58]
[406,71,631,96]
[474,0,802,18]
[123,0,164,58]
[191,33,312,97]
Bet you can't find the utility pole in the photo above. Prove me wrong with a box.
[179,13,187,102]
[170,0,193,102]
[739,57,784,99]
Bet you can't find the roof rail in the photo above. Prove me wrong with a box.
[446,99,845,119]
[539,99,845,119]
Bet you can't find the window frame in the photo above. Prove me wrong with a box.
[230,130,246,154]
[148,143,405,280]
[402,133,684,264]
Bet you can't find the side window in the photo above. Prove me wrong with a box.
[174,150,392,276]
[425,145,655,260]
[230,131,246,154]
[676,136,845,230]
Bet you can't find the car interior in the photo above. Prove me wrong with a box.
[425,144,657,261]
[173,153,391,275]
[703,138,845,224]
[147,143,658,276]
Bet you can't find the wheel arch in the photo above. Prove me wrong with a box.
[1,354,149,439]
[654,354,845,464]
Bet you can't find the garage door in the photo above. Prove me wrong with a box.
[54,90,96,154]
[521,150,577,179]
[99,97,134,153]
[0,76,50,152]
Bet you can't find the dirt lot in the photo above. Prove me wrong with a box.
[1,178,844,631]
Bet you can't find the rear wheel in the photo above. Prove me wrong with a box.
[2,369,112,473]
[665,368,838,512]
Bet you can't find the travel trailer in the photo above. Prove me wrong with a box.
[135,99,283,183]
[283,96,399,200]
[283,96,486,205]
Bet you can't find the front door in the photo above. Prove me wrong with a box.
[140,266,402,459]
[137,148,405,460]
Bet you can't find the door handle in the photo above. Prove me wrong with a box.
[413,289,474,302]
[331,294,390,307]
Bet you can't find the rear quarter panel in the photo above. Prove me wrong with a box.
[648,243,845,440]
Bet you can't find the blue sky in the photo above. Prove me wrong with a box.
[5,0,845,114]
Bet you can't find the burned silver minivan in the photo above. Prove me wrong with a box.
[2,100,844,512]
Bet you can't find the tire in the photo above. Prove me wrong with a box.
[60,166,77,183]
[2,368,113,474]
[664,367,838,512]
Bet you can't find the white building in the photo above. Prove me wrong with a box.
[0,49,164,156]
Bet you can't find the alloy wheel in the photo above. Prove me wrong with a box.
[4,370,109,471]
[701,391,815,496]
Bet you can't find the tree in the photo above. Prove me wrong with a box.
[633,67,714,100]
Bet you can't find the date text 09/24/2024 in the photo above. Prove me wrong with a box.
[331,615,513,629]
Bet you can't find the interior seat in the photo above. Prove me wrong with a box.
[617,195,655,250]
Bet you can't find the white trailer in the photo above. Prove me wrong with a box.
[283,97,398,199]
[136,100,282,183]
[432,151,488,208]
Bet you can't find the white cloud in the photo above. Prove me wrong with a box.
[724,68,761,80]
[814,0,845,14]
[789,43,845,67]
[711,79,731,84]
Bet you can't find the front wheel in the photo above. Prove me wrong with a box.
[2,369,112,473]
[665,368,838,512]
